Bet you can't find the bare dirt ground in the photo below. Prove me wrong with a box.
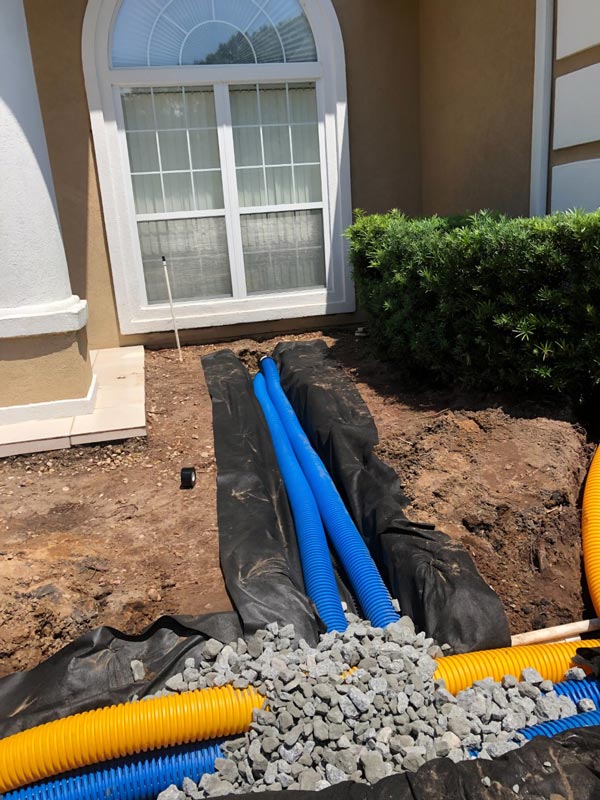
[0,331,594,677]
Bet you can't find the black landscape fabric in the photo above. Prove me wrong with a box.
[274,339,510,653]
[0,611,242,738]
[229,727,600,800]
[202,349,323,645]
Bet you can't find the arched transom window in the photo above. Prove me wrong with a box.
[84,0,353,333]
[112,0,318,66]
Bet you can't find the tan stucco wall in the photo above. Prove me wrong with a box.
[419,0,536,217]
[24,0,122,350]
[333,0,422,216]
[0,330,92,407]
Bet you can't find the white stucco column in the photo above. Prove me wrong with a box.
[0,0,87,338]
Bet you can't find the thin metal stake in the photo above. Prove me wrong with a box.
[162,255,183,362]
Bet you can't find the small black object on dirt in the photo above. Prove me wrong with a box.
[180,467,197,490]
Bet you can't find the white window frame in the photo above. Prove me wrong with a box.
[83,0,354,334]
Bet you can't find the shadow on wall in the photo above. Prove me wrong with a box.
[1,14,60,235]
[0,329,89,364]
[23,0,122,350]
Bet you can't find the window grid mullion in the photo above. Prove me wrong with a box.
[214,82,247,299]
[314,77,333,293]
[182,88,199,211]
[256,85,269,204]
[150,89,167,214]
[285,84,297,205]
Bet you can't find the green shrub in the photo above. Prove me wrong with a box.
[346,209,600,406]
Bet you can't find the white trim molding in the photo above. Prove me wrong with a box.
[530,0,554,217]
[82,0,354,335]
[0,295,88,338]
[0,373,97,426]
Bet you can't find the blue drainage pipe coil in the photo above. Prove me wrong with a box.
[254,372,347,632]
[519,709,600,740]
[260,357,399,629]
[553,677,600,708]
[2,743,221,800]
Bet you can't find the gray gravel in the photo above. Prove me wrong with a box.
[148,612,594,798]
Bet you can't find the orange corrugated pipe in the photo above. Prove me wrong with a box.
[0,685,263,794]
[583,446,600,616]
[434,638,600,695]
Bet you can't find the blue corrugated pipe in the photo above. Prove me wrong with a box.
[2,742,221,800]
[260,357,399,628]
[519,709,600,740]
[553,678,600,708]
[254,373,347,632]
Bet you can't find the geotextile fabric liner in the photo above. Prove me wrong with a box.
[0,612,243,739]
[274,339,510,654]
[201,350,323,645]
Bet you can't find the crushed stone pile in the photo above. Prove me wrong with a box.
[142,612,593,799]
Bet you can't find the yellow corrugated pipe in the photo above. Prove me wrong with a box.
[434,638,600,695]
[0,685,263,793]
[583,446,600,616]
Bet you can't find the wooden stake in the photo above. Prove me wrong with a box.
[511,618,600,647]
[162,256,182,362]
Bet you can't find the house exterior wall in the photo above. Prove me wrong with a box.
[20,0,545,349]
[333,0,422,217]
[0,0,92,416]
[419,0,537,218]
[23,0,121,349]
[23,0,420,349]
[0,330,91,407]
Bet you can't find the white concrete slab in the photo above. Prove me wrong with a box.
[0,417,73,457]
[0,345,146,457]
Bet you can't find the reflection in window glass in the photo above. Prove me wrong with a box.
[112,0,318,67]
[241,210,325,294]
[193,171,225,211]
[237,168,267,207]
[126,132,159,172]
[131,174,163,214]
[189,130,221,170]
[259,85,288,124]
[153,88,186,128]
[186,88,217,127]
[230,83,321,208]
[122,89,154,130]
[123,87,225,214]
[139,218,232,303]
[158,131,190,171]
[232,127,263,167]
[123,80,326,304]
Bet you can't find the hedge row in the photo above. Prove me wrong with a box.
[346,209,600,407]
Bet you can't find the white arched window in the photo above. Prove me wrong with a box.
[83,0,353,334]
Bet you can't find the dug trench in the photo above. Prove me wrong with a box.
[0,331,594,676]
